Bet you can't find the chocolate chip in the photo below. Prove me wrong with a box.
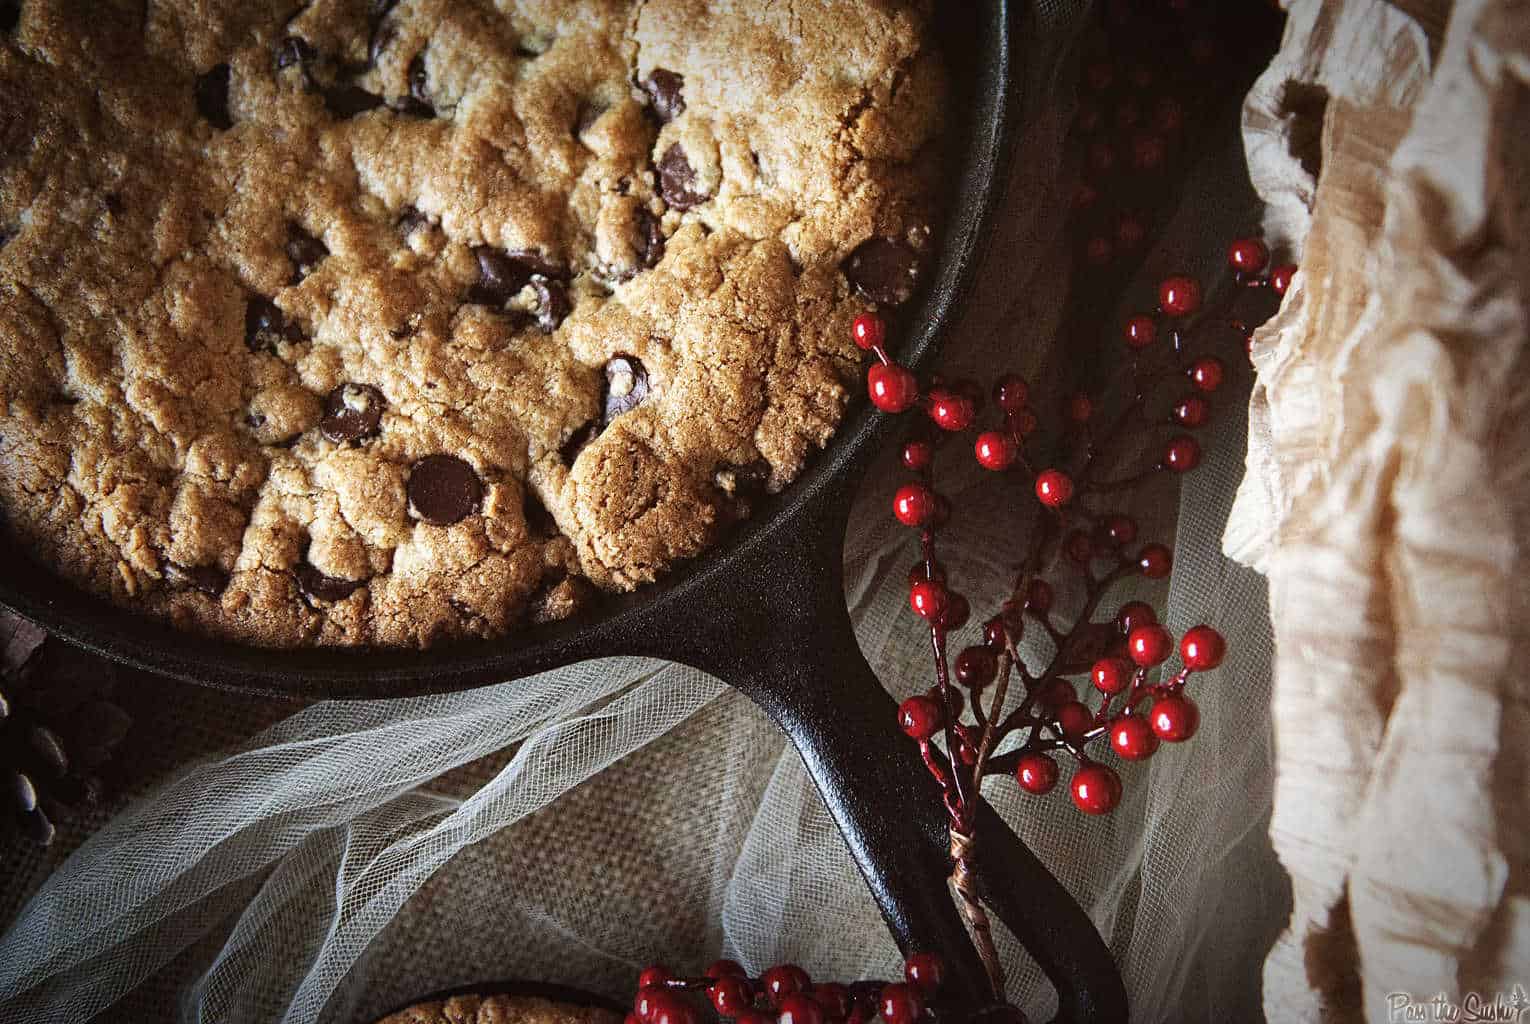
[195,64,233,131]
[244,297,305,352]
[657,143,708,211]
[165,562,229,596]
[323,83,385,119]
[513,33,552,58]
[276,36,317,70]
[396,205,429,237]
[559,421,599,466]
[508,248,567,280]
[641,68,686,123]
[574,98,607,137]
[842,236,922,306]
[603,355,650,423]
[320,383,385,443]
[637,208,665,269]
[468,246,531,305]
[286,224,329,283]
[407,455,482,525]
[368,22,394,66]
[529,277,570,333]
[408,53,429,103]
[294,563,365,605]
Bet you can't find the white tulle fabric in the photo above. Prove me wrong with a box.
[0,19,1290,1024]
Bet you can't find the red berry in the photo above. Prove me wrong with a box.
[1070,761,1122,814]
[1066,393,1093,423]
[893,483,937,527]
[1127,624,1173,666]
[879,984,923,1024]
[1084,236,1114,265]
[907,560,945,587]
[1035,469,1074,507]
[1116,215,1145,250]
[1131,134,1167,172]
[650,995,696,1024]
[901,439,933,472]
[1171,394,1210,428]
[939,591,970,631]
[1189,357,1224,392]
[1100,514,1137,546]
[1150,694,1200,742]
[1227,237,1269,275]
[909,579,949,621]
[763,965,811,1008]
[1091,656,1132,695]
[868,363,918,413]
[1180,624,1226,670]
[897,694,943,741]
[1115,600,1156,634]
[1110,715,1159,760]
[1055,699,1095,739]
[628,1014,643,1024]
[974,431,1016,471]
[927,388,975,432]
[1158,275,1202,317]
[1012,408,1038,437]
[1123,314,1157,349]
[1016,752,1059,794]
[954,645,998,689]
[1037,678,1076,707]
[1270,263,1297,296]
[711,977,753,1016]
[1024,578,1054,614]
[706,960,748,980]
[982,617,1008,649]
[778,994,825,1024]
[811,984,852,1020]
[852,312,886,351]
[737,1013,775,1024]
[993,373,1029,413]
[903,953,945,994]
[635,988,666,1022]
[1162,435,1201,473]
[638,966,673,990]
[1136,543,1172,578]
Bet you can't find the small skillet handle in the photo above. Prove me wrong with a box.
[682,502,1126,1023]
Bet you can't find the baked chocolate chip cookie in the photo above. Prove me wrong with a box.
[0,0,944,648]
[375,993,623,1024]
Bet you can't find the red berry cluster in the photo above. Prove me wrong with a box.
[627,954,998,1024]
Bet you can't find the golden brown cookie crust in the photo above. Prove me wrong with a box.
[0,0,944,648]
[375,993,623,1024]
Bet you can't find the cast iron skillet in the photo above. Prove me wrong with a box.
[0,3,1127,1021]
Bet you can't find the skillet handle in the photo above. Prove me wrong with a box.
[689,508,1126,1023]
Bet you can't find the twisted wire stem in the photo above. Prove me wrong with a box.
[949,826,1006,1000]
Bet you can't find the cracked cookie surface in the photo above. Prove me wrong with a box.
[0,0,944,648]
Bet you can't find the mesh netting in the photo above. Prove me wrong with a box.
[0,6,1286,1022]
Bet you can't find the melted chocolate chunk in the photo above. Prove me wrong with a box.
[657,143,709,211]
[407,455,482,525]
[637,208,665,269]
[603,355,649,423]
[323,83,385,119]
[275,35,317,70]
[195,64,233,131]
[468,247,567,306]
[165,562,229,596]
[320,383,385,443]
[244,297,305,352]
[529,276,570,334]
[574,98,608,137]
[408,53,429,103]
[641,68,686,123]
[285,224,329,283]
[842,236,922,306]
[294,563,365,605]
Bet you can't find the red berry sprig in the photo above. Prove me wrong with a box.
[625,954,1003,1024]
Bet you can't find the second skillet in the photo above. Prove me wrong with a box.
[0,3,1129,1020]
